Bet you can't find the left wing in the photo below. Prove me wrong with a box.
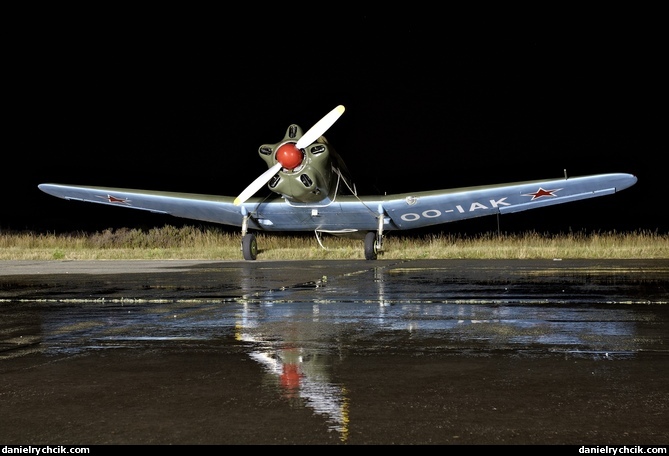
[378,172,637,230]
[39,172,636,233]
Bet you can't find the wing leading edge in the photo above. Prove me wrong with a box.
[379,173,637,230]
[38,184,246,227]
[39,173,636,233]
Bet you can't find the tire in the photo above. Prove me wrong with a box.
[364,231,377,260]
[242,233,258,260]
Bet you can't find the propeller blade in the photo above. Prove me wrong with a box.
[234,105,345,207]
[234,162,282,206]
[295,105,345,149]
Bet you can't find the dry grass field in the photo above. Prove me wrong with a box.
[1,225,667,260]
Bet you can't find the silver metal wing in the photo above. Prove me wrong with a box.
[39,173,636,233]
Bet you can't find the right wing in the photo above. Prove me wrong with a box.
[38,184,248,228]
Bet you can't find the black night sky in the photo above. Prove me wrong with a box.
[6,14,665,237]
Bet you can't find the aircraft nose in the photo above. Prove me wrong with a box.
[276,143,303,170]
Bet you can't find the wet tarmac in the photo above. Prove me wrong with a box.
[0,259,668,445]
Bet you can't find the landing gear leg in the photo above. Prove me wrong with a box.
[364,206,386,260]
[240,209,257,261]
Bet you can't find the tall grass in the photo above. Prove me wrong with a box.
[1,225,667,260]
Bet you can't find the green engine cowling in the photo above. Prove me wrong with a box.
[258,124,337,203]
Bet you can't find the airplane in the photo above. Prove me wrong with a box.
[38,105,638,261]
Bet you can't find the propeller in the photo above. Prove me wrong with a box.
[234,105,345,206]
[295,104,345,149]
[233,162,282,206]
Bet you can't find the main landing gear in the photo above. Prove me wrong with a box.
[364,232,378,260]
[240,208,257,261]
[364,208,386,260]
[241,230,382,261]
[239,207,385,261]
[242,232,257,261]
[243,230,380,261]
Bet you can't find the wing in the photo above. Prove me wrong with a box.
[377,173,637,230]
[38,184,248,227]
[39,173,636,232]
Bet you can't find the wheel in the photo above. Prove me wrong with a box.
[364,231,377,260]
[242,233,257,260]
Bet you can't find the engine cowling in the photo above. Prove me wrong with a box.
[258,124,334,203]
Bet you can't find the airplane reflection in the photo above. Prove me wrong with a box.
[5,263,660,443]
[235,303,350,441]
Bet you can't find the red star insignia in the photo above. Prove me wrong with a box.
[522,187,562,200]
[97,194,131,204]
[107,195,128,203]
